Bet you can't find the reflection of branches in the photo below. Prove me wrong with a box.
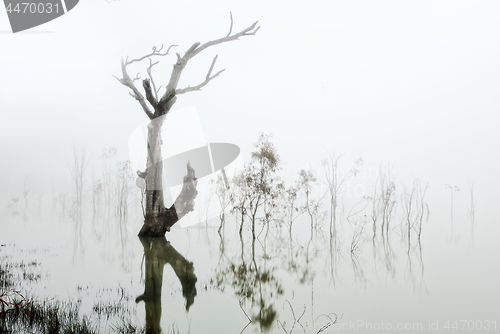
[405,237,427,294]
[350,218,367,254]
[315,313,340,333]
[351,252,367,286]
[327,233,341,286]
[278,223,322,286]
[215,237,282,332]
[350,218,368,286]
[277,301,339,334]
[71,213,85,263]
[276,300,306,334]
[380,235,396,278]
[365,177,428,288]
[239,297,252,334]
[289,232,323,285]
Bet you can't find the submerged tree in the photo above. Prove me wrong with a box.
[115,17,259,236]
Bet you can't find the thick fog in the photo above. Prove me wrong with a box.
[1,0,499,216]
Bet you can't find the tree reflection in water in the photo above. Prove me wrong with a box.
[136,236,197,334]
[214,234,283,332]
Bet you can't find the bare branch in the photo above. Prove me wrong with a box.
[116,19,258,119]
[227,12,233,37]
[114,57,154,119]
[115,45,177,119]
[207,55,219,77]
[176,55,226,94]
[126,44,177,66]
[142,79,157,110]
[191,20,260,58]
[161,19,259,101]
[147,58,160,101]
[132,73,140,82]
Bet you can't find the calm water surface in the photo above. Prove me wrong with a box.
[1,195,499,333]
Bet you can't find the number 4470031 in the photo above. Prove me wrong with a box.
[5,2,60,14]
[444,320,497,331]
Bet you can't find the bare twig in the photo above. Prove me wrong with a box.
[146,58,160,100]
[227,12,234,37]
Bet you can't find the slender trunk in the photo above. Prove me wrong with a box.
[239,211,244,235]
[239,199,246,235]
[251,194,261,240]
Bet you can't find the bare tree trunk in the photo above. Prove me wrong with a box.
[138,156,198,236]
[136,116,199,236]
[145,118,166,217]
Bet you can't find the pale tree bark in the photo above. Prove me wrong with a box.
[115,16,259,236]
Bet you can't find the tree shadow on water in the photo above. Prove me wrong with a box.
[136,236,197,334]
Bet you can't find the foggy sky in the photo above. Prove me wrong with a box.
[1,0,499,210]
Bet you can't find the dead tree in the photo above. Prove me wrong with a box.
[115,17,259,236]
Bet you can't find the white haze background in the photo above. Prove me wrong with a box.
[1,0,499,221]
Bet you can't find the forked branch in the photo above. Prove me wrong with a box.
[115,17,259,119]
[176,55,225,94]
[114,44,177,119]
